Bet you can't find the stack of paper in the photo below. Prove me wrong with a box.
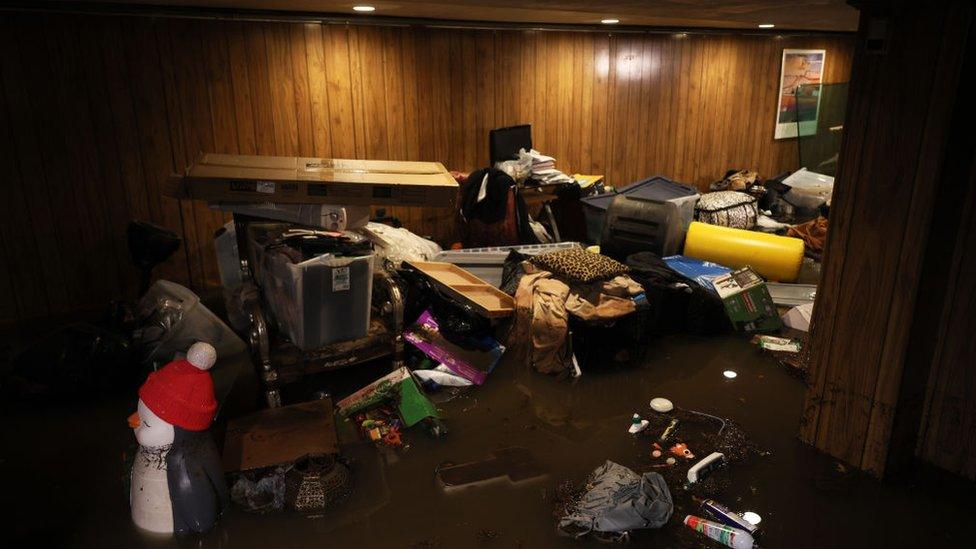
[523,149,574,186]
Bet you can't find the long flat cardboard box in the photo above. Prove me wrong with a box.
[170,153,458,207]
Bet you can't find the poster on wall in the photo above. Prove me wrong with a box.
[774,49,826,139]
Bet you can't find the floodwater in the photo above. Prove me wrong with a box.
[3,333,973,548]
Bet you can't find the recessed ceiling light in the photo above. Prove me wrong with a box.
[758,23,775,28]
[601,18,620,25]
[723,370,738,379]
[353,5,376,12]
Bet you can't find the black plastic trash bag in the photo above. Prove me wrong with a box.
[500,249,531,297]
[625,252,730,335]
[6,323,134,399]
[395,265,490,340]
[558,461,673,541]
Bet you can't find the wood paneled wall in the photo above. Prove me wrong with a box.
[917,186,976,478]
[909,1,976,479]
[0,11,853,326]
[800,2,975,478]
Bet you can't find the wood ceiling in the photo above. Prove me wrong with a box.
[52,1,859,32]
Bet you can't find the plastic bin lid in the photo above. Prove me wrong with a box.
[581,176,697,212]
[663,255,732,278]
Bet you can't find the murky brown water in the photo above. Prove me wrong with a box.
[2,333,972,548]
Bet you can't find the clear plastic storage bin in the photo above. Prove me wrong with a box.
[248,224,373,350]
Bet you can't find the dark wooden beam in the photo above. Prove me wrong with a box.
[801,0,976,478]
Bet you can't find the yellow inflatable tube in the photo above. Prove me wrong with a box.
[683,221,805,282]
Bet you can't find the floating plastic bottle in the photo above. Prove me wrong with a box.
[683,515,754,549]
[628,413,649,434]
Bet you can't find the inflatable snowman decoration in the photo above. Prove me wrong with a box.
[128,342,229,535]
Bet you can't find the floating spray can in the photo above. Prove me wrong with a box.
[700,499,759,535]
[683,515,754,549]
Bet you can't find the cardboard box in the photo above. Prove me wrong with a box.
[712,267,782,332]
[208,202,371,231]
[170,153,458,208]
[222,399,339,473]
[336,366,439,427]
[403,309,505,385]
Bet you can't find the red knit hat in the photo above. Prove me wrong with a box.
[138,343,217,431]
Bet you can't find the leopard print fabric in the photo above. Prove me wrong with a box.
[530,248,629,283]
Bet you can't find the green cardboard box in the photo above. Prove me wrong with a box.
[335,366,439,427]
[713,267,782,332]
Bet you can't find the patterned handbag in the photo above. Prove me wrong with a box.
[283,456,353,516]
[695,191,758,230]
